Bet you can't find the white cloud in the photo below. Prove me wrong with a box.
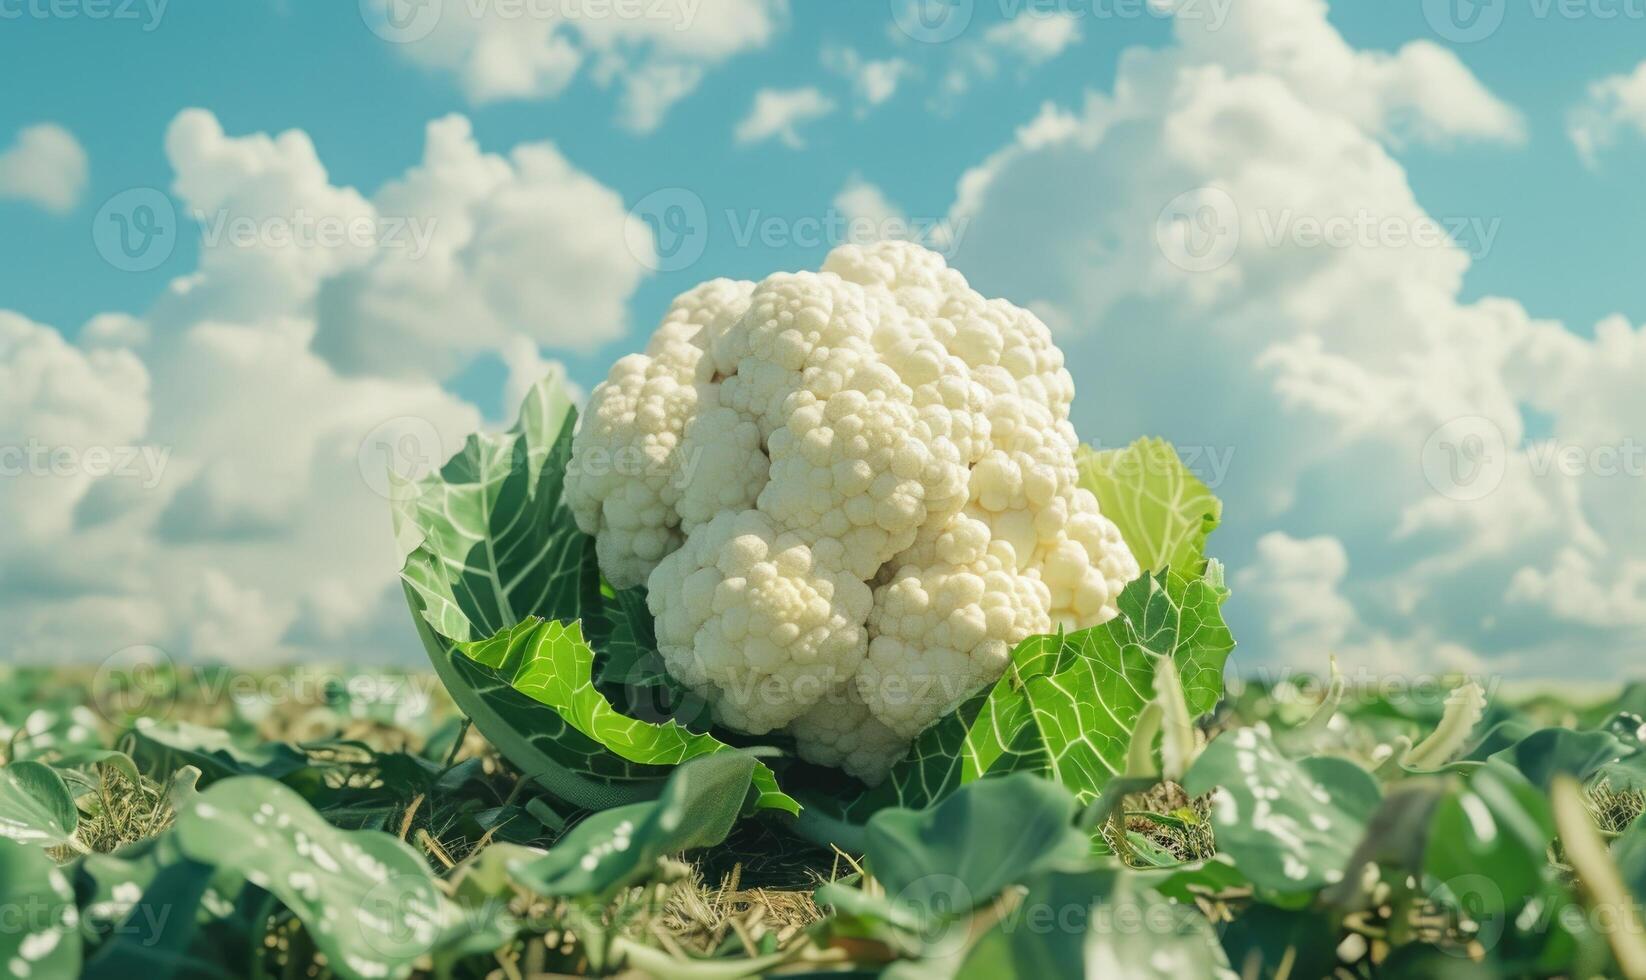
[982,10,1082,63]
[0,109,637,665]
[1234,532,1358,668]
[0,124,89,213]
[940,0,1640,676]
[833,175,904,229]
[938,11,1083,102]
[313,115,651,377]
[822,46,912,113]
[1171,0,1524,147]
[734,87,837,148]
[1569,60,1646,166]
[373,0,786,132]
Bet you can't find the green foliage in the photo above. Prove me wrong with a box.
[513,752,757,902]
[1184,728,1382,894]
[1077,437,1222,576]
[0,839,81,976]
[810,564,1235,832]
[0,760,81,849]
[397,371,1237,839]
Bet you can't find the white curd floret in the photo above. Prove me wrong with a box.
[567,242,1140,783]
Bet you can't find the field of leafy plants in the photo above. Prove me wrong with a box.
[6,369,1646,978]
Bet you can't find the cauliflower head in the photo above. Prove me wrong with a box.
[565,241,1140,784]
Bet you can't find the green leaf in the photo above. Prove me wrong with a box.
[957,869,1235,979]
[1426,766,1554,908]
[1077,438,1222,575]
[397,368,743,812]
[174,775,450,980]
[1486,727,1646,793]
[129,719,312,785]
[0,760,80,848]
[512,752,756,903]
[81,857,218,977]
[860,773,1090,921]
[814,775,1095,972]
[1184,728,1381,894]
[810,567,1234,832]
[461,619,796,814]
[0,838,81,977]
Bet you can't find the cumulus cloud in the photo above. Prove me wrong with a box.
[313,115,651,377]
[734,87,837,148]
[941,0,1637,676]
[0,123,89,213]
[371,0,786,131]
[1569,60,1646,166]
[0,109,635,664]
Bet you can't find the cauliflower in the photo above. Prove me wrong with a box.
[566,242,1139,784]
[563,278,755,588]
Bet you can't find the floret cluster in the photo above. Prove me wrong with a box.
[566,242,1139,782]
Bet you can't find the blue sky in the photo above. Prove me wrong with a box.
[3,0,1646,676]
[8,0,1646,385]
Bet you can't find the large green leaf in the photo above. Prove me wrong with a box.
[857,773,1090,920]
[1486,727,1646,793]
[0,760,80,849]
[1077,438,1222,574]
[814,775,1095,971]
[809,566,1234,832]
[174,776,469,980]
[0,839,81,977]
[461,619,796,814]
[1184,729,1382,894]
[957,869,1235,979]
[397,369,750,812]
[512,752,756,903]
